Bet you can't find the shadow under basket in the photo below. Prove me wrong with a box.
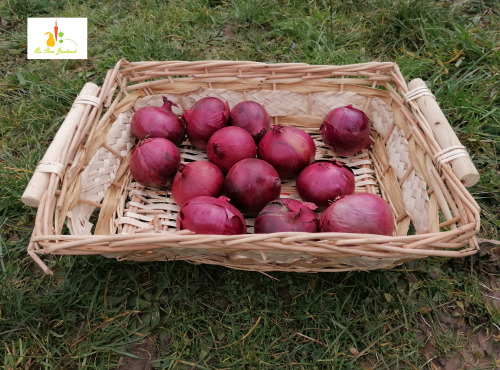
[22,60,481,274]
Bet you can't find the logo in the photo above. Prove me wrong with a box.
[27,18,87,59]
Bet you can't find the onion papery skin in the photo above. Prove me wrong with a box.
[224,158,282,217]
[172,161,224,207]
[176,196,247,235]
[131,97,185,146]
[182,97,230,150]
[230,101,270,142]
[129,138,180,188]
[206,126,257,174]
[257,125,316,178]
[320,104,372,156]
[296,160,355,208]
[254,198,319,233]
[320,193,394,236]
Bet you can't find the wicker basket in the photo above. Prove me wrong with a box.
[23,60,481,274]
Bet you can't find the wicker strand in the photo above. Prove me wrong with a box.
[404,86,435,102]
[434,145,470,167]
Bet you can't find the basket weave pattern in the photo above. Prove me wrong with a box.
[28,60,480,273]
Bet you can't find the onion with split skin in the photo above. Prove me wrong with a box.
[320,193,394,236]
[257,124,316,178]
[171,161,224,207]
[182,97,230,150]
[176,195,247,235]
[254,198,319,233]
[129,137,180,188]
[224,158,282,217]
[296,160,355,208]
[131,96,185,146]
[320,104,372,156]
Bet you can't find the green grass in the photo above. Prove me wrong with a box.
[1,0,499,368]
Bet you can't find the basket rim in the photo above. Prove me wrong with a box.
[120,59,400,70]
[32,221,479,257]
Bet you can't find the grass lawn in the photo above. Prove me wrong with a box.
[1,0,499,368]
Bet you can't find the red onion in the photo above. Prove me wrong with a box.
[257,124,316,178]
[171,161,224,207]
[206,126,257,174]
[224,158,281,217]
[296,160,355,208]
[129,138,180,188]
[230,101,270,142]
[255,198,319,233]
[320,104,372,156]
[182,97,230,150]
[176,195,246,235]
[131,97,185,146]
[320,193,394,236]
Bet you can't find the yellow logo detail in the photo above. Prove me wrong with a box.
[45,32,55,47]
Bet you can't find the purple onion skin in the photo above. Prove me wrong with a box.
[230,101,270,142]
[182,97,230,150]
[255,198,319,233]
[224,158,282,217]
[131,97,185,146]
[206,126,257,174]
[257,125,316,178]
[129,138,180,188]
[320,193,394,236]
[320,104,372,156]
[297,160,355,208]
[177,196,247,235]
[172,161,224,207]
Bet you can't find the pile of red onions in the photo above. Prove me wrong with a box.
[255,198,319,233]
[230,101,270,142]
[320,193,394,236]
[177,196,246,235]
[182,97,230,150]
[257,125,316,178]
[129,138,180,188]
[224,158,281,216]
[206,126,257,174]
[320,104,372,156]
[172,161,224,207]
[127,95,396,239]
[131,97,185,146]
[297,160,355,208]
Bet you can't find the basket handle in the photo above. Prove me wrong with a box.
[407,78,479,187]
[21,82,101,207]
